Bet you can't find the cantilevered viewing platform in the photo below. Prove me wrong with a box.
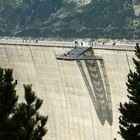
[56,46,103,60]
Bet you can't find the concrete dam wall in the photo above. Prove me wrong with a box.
[0,40,136,140]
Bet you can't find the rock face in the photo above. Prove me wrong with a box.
[133,0,140,16]
[66,0,91,6]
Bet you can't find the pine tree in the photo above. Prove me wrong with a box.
[12,84,48,140]
[118,43,140,140]
[0,68,18,139]
[0,68,18,121]
[0,68,48,140]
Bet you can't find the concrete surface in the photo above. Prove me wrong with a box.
[0,40,136,140]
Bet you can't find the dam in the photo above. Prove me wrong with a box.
[0,38,136,140]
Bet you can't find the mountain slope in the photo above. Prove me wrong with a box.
[0,0,63,36]
[0,0,139,39]
[43,0,137,39]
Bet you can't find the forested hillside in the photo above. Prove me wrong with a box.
[0,0,139,39]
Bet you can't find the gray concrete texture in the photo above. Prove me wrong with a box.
[0,42,136,140]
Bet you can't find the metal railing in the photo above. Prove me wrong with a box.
[0,37,136,51]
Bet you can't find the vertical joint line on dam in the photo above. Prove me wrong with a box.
[29,46,37,73]
[126,52,131,71]
[4,47,10,66]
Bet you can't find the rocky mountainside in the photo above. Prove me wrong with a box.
[0,0,139,39]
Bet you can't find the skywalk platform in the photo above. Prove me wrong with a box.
[56,46,103,60]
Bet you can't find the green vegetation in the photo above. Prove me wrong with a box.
[0,0,139,39]
[0,68,48,140]
[118,43,140,140]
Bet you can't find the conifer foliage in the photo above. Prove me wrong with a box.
[0,68,18,139]
[0,68,48,140]
[119,43,140,140]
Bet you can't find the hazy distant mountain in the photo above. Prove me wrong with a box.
[0,0,139,39]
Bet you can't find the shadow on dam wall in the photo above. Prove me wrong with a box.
[76,49,113,125]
